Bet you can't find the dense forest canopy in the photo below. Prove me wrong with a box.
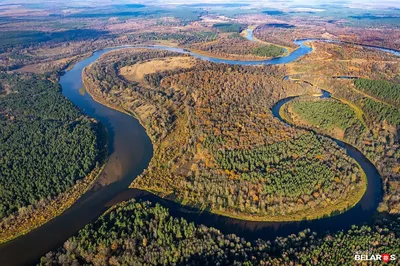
[0,30,108,52]
[363,97,400,125]
[131,31,218,45]
[40,199,400,266]
[251,45,285,57]
[355,78,400,107]
[289,98,365,132]
[213,23,246,33]
[0,73,106,219]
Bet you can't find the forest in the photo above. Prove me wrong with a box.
[363,98,400,125]
[253,24,300,49]
[253,21,400,51]
[285,41,400,214]
[355,78,400,106]
[0,29,108,52]
[213,23,246,33]
[83,49,365,221]
[0,73,107,220]
[251,45,285,57]
[188,33,284,60]
[39,199,400,266]
[286,98,365,133]
[208,133,362,199]
[131,31,218,45]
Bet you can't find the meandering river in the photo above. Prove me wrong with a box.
[2,29,399,266]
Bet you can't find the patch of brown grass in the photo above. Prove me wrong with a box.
[119,56,195,83]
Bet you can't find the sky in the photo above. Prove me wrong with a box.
[2,0,400,9]
[158,0,400,9]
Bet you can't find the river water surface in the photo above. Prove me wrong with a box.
[2,30,399,266]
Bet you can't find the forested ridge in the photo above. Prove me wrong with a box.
[40,199,400,266]
[83,49,365,221]
[0,73,107,219]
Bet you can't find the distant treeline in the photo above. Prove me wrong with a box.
[131,31,218,45]
[0,29,108,52]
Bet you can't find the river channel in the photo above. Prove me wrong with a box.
[1,29,399,266]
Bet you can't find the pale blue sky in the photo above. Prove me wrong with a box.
[2,0,400,9]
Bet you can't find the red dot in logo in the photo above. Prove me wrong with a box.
[382,253,390,263]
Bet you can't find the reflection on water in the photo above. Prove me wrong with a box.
[245,28,254,41]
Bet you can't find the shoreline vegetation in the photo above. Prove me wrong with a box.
[81,49,368,222]
[0,162,106,245]
[82,67,159,147]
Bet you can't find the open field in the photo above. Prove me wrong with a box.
[120,56,195,83]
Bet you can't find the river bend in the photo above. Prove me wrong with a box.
[2,29,398,266]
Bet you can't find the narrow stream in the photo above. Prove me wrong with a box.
[1,29,398,266]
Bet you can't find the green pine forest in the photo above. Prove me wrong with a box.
[289,99,365,132]
[39,199,400,266]
[355,78,400,106]
[0,73,107,219]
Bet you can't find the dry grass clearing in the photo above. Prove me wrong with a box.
[15,54,88,74]
[119,56,195,83]
[15,58,71,74]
